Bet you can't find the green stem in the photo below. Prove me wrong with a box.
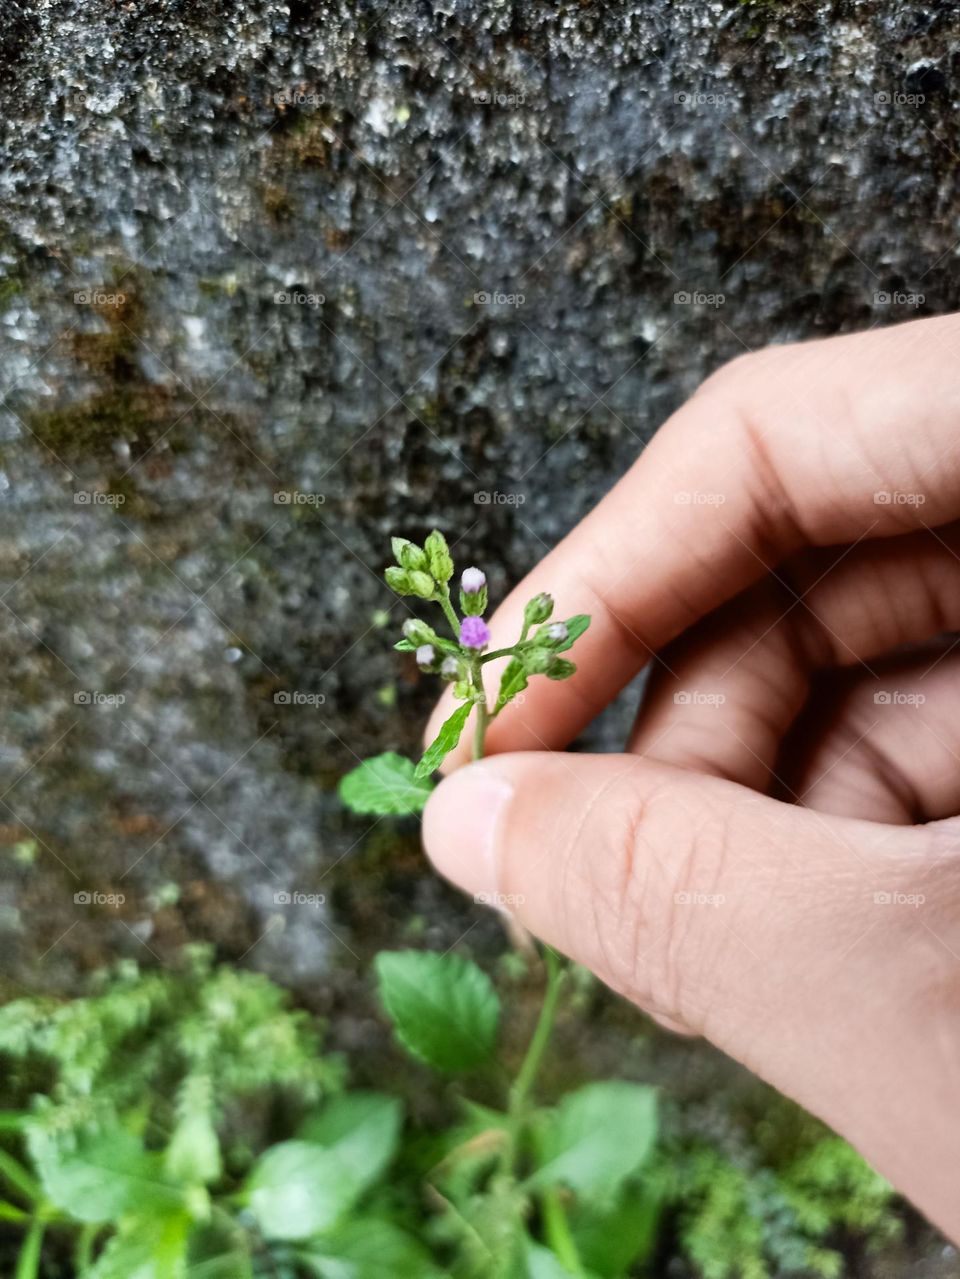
[471,659,489,760]
[75,1222,98,1274]
[479,646,517,664]
[436,589,461,641]
[510,947,564,1117]
[541,1185,585,1276]
[15,1216,44,1279]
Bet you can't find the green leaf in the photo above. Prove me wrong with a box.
[547,659,576,681]
[299,1092,401,1191]
[36,1130,189,1224]
[496,657,528,711]
[296,1219,441,1279]
[394,638,416,652]
[338,753,434,816]
[529,1083,658,1204]
[87,1211,193,1279]
[570,1187,661,1278]
[415,702,472,779]
[186,1220,252,1279]
[524,1239,582,1278]
[246,1141,353,1240]
[375,951,499,1072]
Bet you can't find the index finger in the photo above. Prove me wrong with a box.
[427,312,960,763]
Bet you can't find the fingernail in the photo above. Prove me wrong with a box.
[422,761,513,905]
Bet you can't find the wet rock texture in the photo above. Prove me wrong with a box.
[0,0,957,986]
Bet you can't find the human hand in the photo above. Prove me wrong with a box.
[423,313,960,1241]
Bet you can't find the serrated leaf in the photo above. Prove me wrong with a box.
[496,658,529,711]
[415,702,472,778]
[528,1082,658,1204]
[36,1129,189,1224]
[338,753,434,816]
[375,951,499,1072]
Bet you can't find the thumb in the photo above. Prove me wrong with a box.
[423,752,960,1237]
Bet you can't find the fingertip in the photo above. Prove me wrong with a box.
[422,759,514,899]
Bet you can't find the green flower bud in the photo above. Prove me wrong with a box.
[424,529,454,585]
[392,537,428,571]
[460,585,488,616]
[402,618,438,646]
[523,592,554,627]
[384,566,411,595]
[407,570,436,599]
[440,655,463,681]
[522,648,554,675]
[453,679,472,700]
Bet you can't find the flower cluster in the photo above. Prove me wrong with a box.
[382,531,591,770]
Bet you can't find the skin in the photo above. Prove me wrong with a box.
[421,313,960,1242]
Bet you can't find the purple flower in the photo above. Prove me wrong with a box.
[460,566,486,594]
[460,617,491,650]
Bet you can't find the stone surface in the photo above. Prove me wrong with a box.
[0,0,956,993]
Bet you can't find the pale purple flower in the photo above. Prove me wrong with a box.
[460,617,491,650]
[547,622,568,643]
[416,644,436,668]
[461,566,486,594]
[440,656,461,679]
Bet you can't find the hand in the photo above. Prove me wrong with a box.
[422,313,960,1242]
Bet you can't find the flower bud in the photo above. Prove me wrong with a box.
[402,618,437,646]
[440,656,462,681]
[392,537,428,572]
[523,592,554,627]
[424,529,454,585]
[460,617,491,651]
[416,644,437,670]
[546,622,568,644]
[461,567,486,593]
[384,566,411,595]
[522,648,553,675]
[547,657,576,680]
[407,570,436,600]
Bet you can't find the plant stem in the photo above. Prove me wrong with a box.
[479,646,517,664]
[471,659,489,760]
[541,1185,585,1276]
[510,946,564,1117]
[436,589,461,641]
[14,1216,44,1279]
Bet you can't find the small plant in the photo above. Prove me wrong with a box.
[338,529,590,815]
